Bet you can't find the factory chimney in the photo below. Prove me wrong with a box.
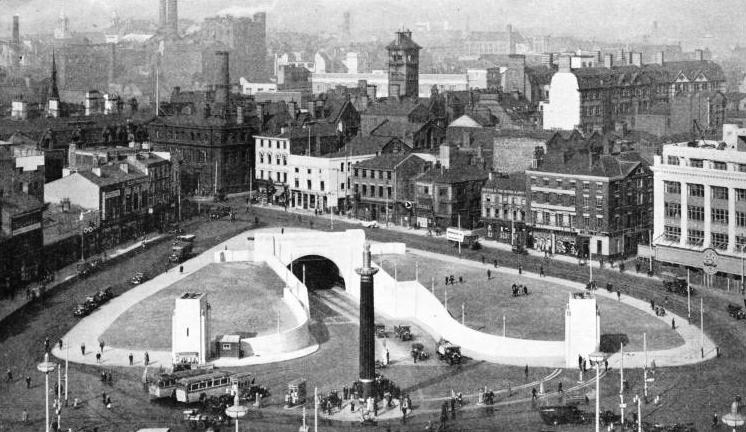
[167,0,178,36]
[214,51,230,107]
[159,0,167,28]
[12,15,20,46]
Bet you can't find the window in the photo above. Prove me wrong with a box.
[276,156,281,165]
[294,179,299,188]
[306,180,312,190]
[439,187,448,197]
[595,197,603,211]
[557,213,565,227]
[276,172,281,182]
[664,226,681,242]
[712,232,728,250]
[688,205,704,221]
[353,168,359,177]
[340,183,345,190]
[582,182,590,191]
[738,211,746,227]
[664,202,681,218]
[379,170,384,180]
[340,163,345,172]
[295,167,299,173]
[543,178,549,186]
[222,344,231,350]
[259,153,264,164]
[424,186,429,195]
[583,216,591,227]
[713,161,727,170]
[387,187,392,198]
[387,171,392,180]
[737,235,746,250]
[283,173,287,183]
[320,181,325,191]
[543,211,551,225]
[712,186,728,200]
[583,196,590,208]
[666,156,679,165]
[664,181,681,194]
[362,169,367,178]
[362,185,367,196]
[689,159,703,168]
[739,164,746,173]
[687,229,705,246]
[283,156,287,166]
[737,189,746,201]
[307,169,311,174]
[712,208,728,224]
[688,183,704,197]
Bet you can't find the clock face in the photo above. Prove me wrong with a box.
[703,249,718,266]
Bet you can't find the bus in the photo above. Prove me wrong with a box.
[148,367,214,399]
[175,371,254,403]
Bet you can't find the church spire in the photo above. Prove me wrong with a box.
[50,51,59,100]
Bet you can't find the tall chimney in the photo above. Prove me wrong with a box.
[214,51,230,106]
[12,15,20,46]
[108,43,116,86]
[167,0,178,36]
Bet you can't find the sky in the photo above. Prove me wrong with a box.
[2,0,744,48]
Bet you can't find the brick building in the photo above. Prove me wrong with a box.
[481,172,528,245]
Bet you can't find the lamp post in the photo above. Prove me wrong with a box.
[225,383,248,432]
[37,353,57,432]
[723,398,745,432]
[588,351,606,432]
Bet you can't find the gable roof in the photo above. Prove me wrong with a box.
[355,153,424,170]
[533,150,649,178]
[77,165,147,187]
[327,135,407,158]
[414,165,489,184]
[363,99,427,117]
[449,114,484,128]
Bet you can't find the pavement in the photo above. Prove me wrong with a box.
[51,227,319,368]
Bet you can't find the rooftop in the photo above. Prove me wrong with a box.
[355,153,422,170]
[534,150,649,178]
[484,172,527,192]
[0,193,43,217]
[77,164,148,187]
[414,165,489,184]
[327,135,405,158]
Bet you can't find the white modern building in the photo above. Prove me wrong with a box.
[652,125,746,279]
[541,57,580,130]
[254,134,291,186]
[171,292,211,365]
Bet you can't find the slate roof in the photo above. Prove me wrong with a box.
[363,99,426,117]
[77,165,147,187]
[277,123,339,139]
[355,153,422,170]
[533,150,649,178]
[386,33,422,51]
[370,121,428,139]
[414,166,489,184]
[483,172,526,193]
[327,135,405,158]
[570,60,725,90]
[0,193,43,216]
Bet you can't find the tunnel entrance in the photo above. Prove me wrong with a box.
[288,255,345,291]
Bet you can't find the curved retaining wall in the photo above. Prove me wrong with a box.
[371,266,565,367]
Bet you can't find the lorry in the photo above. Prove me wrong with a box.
[436,339,462,365]
[169,241,193,263]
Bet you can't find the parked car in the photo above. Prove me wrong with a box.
[661,272,694,296]
[362,220,379,228]
[728,304,746,320]
[410,343,429,361]
[436,339,462,365]
[539,405,589,425]
[131,272,148,284]
[394,325,412,341]
[73,303,94,318]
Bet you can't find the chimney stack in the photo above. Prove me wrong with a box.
[655,51,665,66]
[604,54,614,69]
[214,51,230,106]
[12,15,20,46]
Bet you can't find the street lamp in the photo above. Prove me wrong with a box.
[722,398,745,432]
[37,353,57,432]
[225,383,248,432]
[588,351,607,432]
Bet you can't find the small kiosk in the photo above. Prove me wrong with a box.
[216,335,242,359]
[286,378,306,407]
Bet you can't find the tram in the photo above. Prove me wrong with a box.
[148,368,213,399]
[175,371,254,403]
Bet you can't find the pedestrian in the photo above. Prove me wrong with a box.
[650,299,655,310]
[487,269,491,280]
[144,351,150,366]
[5,368,11,382]
[523,285,528,295]
[540,265,545,277]
[44,337,50,352]
[281,227,285,234]
[95,353,101,364]
[524,364,528,380]
[102,392,107,406]
[578,354,583,371]
[386,348,390,365]
[350,399,355,412]
[99,340,105,353]
[106,396,112,409]
[458,275,463,284]
[25,376,31,389]
[58,339,63,350]
[617,290,621,301]
[80,343,85,356]
[518,264,522,274]
[531,387,537,400]
[445,276,449,285]
[449,275,455,285]
[558,382,563,393]
[713,412,719,427]
[583,360,587,372]
[604,359,608,372]
[128,353,133,366]
[493,259,498,268]
[671,318,676,330]
[481,255,485,264]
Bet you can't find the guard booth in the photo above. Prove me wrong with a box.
[287,378,306,406]
[216,335,242,359]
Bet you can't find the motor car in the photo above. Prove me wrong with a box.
[436,339,462,365]
[131,272,147,284]
[410,343,429,361]
[394,325,412,341]
[539,405,589,425]
[728,303,746,320]
[362,220,378,228]
[73,303,93,318]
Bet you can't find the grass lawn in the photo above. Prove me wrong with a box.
[102,262,296,350]
[377,252,684,352]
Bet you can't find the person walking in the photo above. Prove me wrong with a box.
[487,269,491,280]
[493,259,498,268]
[58,339,63,350]
[671,318,676,330]
[102,392,107,406]
[540,265,545,277]
[524,365,529,381]
[80,343,85,356]
[523,285,528,295]
[445,276,449,285]
[5,368,12,382]
[21,408,28,424]
[128,353,133,366]
[25,376,31,389]
[95,353,101,364]
[144,351,150,366]
[617,290,621,301]
[713,412,719,427]
[531,387,537,400]
[99,340,105,353]
[481,255,485,264]
[604,359,608,372]
[44,337,50,352]
[518,264,522,274]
